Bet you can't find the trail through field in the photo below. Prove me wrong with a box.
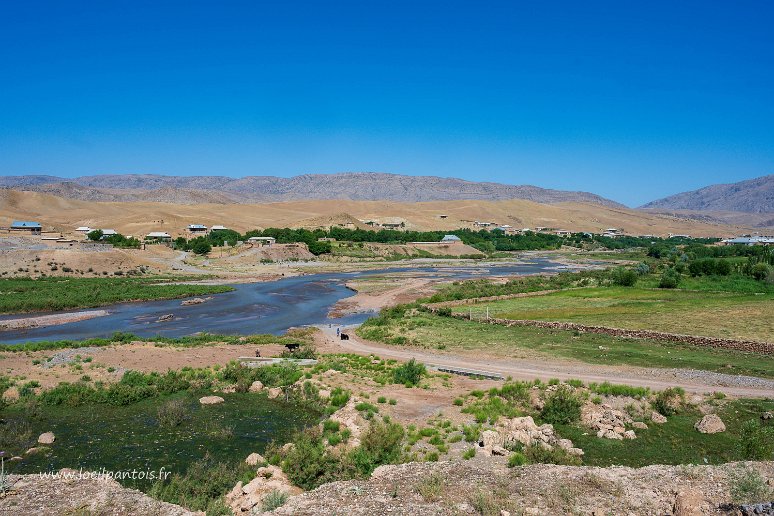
[321,327,774,398]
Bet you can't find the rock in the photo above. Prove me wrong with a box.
[180,297,210,306]
[10,456,23,461]
[632,421,648,430]
[500,511,511,516]
[225,465,301,513]
[199,395,224,405]
[582,403,633,435]
[248,381,264,392]
[156,314,174,322]
[694,414,725,434]
[25,447,41,455]
[220,385,236,394]
[282,443,295,453]
[245,452,265,466]
[490,445,508,456]
[267,387,283,399]
[761,411,773,421]
[38,432,56,444]
[673,489,708,516]
[651,411,667,424]
[623,430,637,440]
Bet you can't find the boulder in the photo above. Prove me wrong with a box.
[220,385,236,394]
[651,411,667,424]
[248,381,264,393]
[156,314,174,322]
[225,465,301,513]
[623,430,637,440]
[267,387,283,399]
[694,414,725,434]
[38,432,56,445]
[199,395,224,405]
[245,452,265,466]
[632,421,648,430]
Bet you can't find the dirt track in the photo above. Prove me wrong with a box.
[320,327,774,398]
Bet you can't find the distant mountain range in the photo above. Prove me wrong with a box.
[0,172,624,207]
[641,174,774,214]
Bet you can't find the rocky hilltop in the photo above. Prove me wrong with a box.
[0,172,624,206]
[642,174,774,214]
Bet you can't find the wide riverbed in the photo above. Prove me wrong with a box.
[0,259,572,344]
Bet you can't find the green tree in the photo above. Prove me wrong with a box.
[86,229,103,241]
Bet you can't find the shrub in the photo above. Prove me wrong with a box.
[658,268,681,288]
[462,448,476,460]
[393,359,426,387]
[261,490,289,511]
[540,386,582,424]
[651,387,684,416]
[524,444,581,466]
[416,472,444,501]
[610,267,638,287]
[738,420,774,460]
[191,241,212,255]
[729,466,773,504]
[157,398,190,428]
[751,263,771,281]
[507,451,528,467]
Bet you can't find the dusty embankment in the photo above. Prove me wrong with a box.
[0,310,110,330]
[321,327,774,398]
[275,460,774,515]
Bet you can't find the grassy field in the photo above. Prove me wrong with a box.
[558,397,774,467]
[0,277,234,313]
[357,310,774,378]
[452,286,774,342]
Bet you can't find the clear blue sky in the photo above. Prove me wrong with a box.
[1,1,772,206]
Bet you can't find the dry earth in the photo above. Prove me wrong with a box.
[0,189,752,238]
[274,460,774,515]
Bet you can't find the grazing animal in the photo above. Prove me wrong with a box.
[340,333,349,340]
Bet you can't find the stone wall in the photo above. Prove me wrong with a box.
[426,307,774,356]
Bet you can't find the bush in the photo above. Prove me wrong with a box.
[507,451,528,467]
[729,466,773,504]
[261,490,289,511]
[157,398,190,428]
[523,444,581,466]
[462,448,476,460]
[751,263,771,281]
[738,420,774,460]
[651,387,684,416]
[191,241,212,255]
[658,268,681,289]
[610,267,638,287]
[393,359,426,387]
[540,386,582,425]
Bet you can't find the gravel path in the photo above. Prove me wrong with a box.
[323,326,774,398]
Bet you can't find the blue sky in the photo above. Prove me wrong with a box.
[1,1,772,206]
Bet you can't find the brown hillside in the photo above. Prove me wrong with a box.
[0,189,751,238]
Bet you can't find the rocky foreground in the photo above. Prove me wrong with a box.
[3,461,772,515]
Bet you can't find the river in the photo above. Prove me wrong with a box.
[0,259,572,344]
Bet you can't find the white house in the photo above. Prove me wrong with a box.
[187,224,208,233]
[248,236,276,246]
[146,231,172,242]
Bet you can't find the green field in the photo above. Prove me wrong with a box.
[0,277,234,313]
[451,286,774,342]
[357,309,774,378]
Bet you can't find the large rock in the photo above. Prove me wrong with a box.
[38,432,56,445]
[481,416,583,456]
[245,452,266,466]
[225,465,301,513]
[581,403,634,440]
[267,387,283,399]
[694,414,725,434]
[248,381,264,392]
[199,395,224,405]
[651,411,667,424]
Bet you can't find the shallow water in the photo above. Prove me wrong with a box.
[0,259,571,344]
[6,392,319,488]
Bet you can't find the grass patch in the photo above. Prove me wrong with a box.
[358,311,774,379]
[0,276,234,314]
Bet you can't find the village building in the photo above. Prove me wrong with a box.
[722,236,774,246]
[9,221,42,235]
[75,226,92,234]
[187,224,208,234]
[247,236,276,246]
[210,225,228,231]
[146,231,172,242]
[441,234,461,242]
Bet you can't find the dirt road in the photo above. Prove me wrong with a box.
[320,326,774,398]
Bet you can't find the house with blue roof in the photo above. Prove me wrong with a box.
[10,221,42,235]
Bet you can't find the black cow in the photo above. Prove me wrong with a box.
[340,333,350,340]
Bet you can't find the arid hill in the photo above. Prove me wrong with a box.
[642,174,774,214]
[0,189,751,238]
[0,172,624,206]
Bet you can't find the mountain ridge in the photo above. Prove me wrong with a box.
[641,174,773,213]
[0,172,624,207]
